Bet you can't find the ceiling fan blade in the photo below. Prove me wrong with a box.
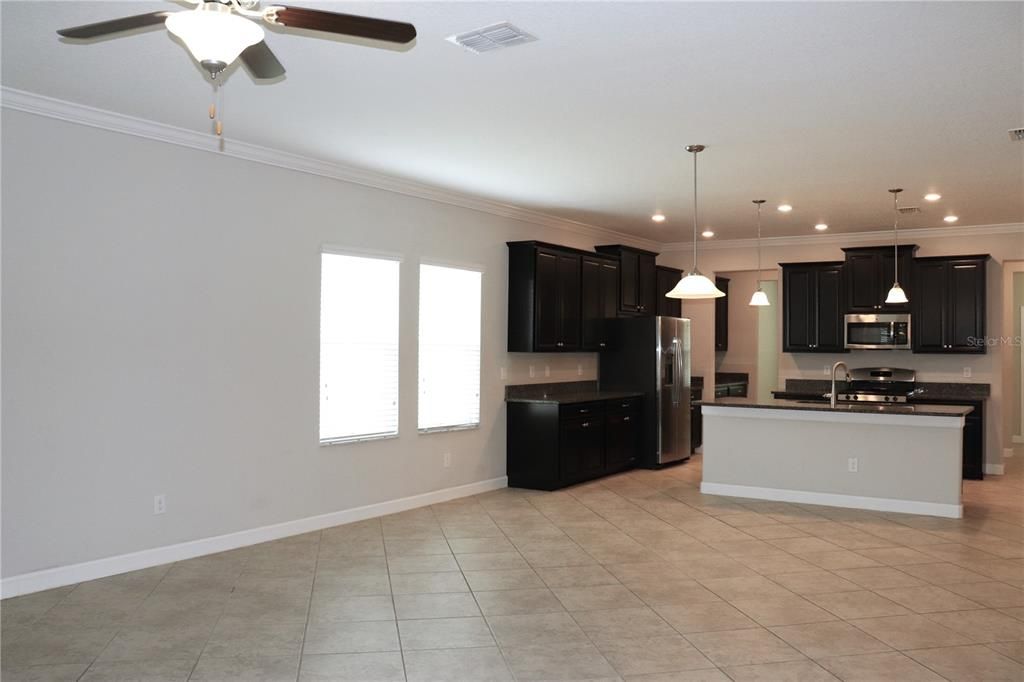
[240,41,286,79]
[57,11,171,39]
[272,6,416,44]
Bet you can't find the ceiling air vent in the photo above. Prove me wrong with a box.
[897,206,922,215]
[1009,128,1024,141]
[447,22,536,54]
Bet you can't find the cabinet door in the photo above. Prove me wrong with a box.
[534,250,561,351]
[815,265,845,351]
[947,259,985,353]
[656,268,682,317]
[963,406,984,480]
[912,260,949,352]
[556,253,581,350]
[559,418,605,485]
[715,278,730,350]
[637,254,657,315]
[619,250,639,312]
[599,262,619,348]
[605,412,638,472]
[580,258,603,351]
[783,267,815,351]
[847,252,881,312]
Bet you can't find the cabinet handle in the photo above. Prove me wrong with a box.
[623,416,631,422]
[599,342,606,348]
[579,409,590,414]
[621,402,629,407]
[556,342,564,347]
[581,421,591,428]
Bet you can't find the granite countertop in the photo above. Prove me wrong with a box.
[705,396,974,418]
[780,379,991,402]
[505,381,643,405]
[506,390,644,405]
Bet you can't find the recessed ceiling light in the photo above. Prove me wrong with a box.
[651,213,666,223]
[924,193,942,202]
[944,215,959,223]
[702,229,715,238]
[814,223,828,231]
[778,204,793,213]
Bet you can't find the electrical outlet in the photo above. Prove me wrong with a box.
[153,494,167,515]
[847,458,859,473]
[529,365,535,378]
[544,365,550,378]
[442,452,451,468]
[963,367,972,378]
[499,367,507,380]
[824,366,831,376]
[577,364,583,377]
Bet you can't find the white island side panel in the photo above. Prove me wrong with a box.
[699,407,964,518]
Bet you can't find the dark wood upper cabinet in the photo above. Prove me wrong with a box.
[842,245,916,313]
[656,266,683,317]
[715,277,730,351]
[581,256,620,351]
[507,241,582,352]
[595,245,660,316]
[782,262,847,353]
[912,256,988,354]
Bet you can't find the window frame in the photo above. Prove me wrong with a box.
[318,245,403,446]
[416,258,484,435]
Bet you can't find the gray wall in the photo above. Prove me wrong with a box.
[0,111,620,578]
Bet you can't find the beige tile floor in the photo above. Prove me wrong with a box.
[3,450,1023,681]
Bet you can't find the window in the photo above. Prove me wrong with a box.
[320,252,400,443]
[418,264,482,432]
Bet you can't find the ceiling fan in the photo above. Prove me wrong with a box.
[57,0,418,80]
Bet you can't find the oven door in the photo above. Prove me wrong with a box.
[844,314,911,350]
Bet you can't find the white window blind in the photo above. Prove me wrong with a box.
[320,252,400,444]
[418,264,482,432]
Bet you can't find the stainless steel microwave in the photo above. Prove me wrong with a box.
[844,314,911,350]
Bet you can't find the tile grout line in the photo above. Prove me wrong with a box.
[293,529,324,682]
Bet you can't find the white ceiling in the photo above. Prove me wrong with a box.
[3,1,1022,242]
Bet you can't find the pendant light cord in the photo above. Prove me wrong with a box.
[756,202,762,276]
[892,190,900,284]
[691,149,699,273]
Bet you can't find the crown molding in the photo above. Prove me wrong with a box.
[0,87,660,252]
[661,222,1024,252]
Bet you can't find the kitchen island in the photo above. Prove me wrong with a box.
[700,398,973,518]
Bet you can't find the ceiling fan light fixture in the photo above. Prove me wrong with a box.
[166,4,264,71]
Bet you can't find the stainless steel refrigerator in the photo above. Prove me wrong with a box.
[599,316,691,467]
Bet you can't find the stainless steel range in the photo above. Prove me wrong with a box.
[837,367,925,404]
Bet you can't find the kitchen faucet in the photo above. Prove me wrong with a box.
[829,361,851,409]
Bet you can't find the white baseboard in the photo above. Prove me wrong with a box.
[700,481,962,519]
[985,463,1005,475]
[1,476,508,599]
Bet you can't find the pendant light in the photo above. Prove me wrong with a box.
[749,199,770,306]
[885,188,909,304]
[666,145,726,299]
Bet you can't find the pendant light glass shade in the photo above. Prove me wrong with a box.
[749,289,770,306]
[166,4,264,67]
[885,188,908,305]
[749,199,770,307]
[667,272,724,299]
[885,283,908,304]
[666,144,725,300]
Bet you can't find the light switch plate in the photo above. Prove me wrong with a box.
[963,367,972,378]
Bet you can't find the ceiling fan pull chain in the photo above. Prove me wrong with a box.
[214,80,224,137]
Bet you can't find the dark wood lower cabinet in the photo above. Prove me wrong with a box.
[507,397,642,490]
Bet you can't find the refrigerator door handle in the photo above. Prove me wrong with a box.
[671,338,682,407]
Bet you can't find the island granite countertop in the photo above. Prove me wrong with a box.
[705,397,974,418]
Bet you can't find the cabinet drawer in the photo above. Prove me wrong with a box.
[560,401,605,419]
[606,396,641,413]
